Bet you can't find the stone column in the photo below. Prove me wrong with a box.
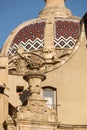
[8,51,58,129]
[23,71,46,98]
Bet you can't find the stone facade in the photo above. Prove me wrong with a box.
[0,0,87,130]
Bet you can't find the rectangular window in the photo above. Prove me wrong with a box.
[16,86,24,93]
[43,89,54,109]
[43,87,57,110]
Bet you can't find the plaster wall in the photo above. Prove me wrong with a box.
[42,30,87,124]
[0,94,8,124]
[8,75,28,107]
[0,57,8,87]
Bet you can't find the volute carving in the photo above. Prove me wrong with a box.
[9,49,45,74]
[9,47,72,74]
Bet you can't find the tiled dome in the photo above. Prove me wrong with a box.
[8,20,46,55]
[2,0,81,56]
[7,18,80,56]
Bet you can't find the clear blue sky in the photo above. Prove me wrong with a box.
[0,0,87,49]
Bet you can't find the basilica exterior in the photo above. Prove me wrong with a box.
[0,0,87,130]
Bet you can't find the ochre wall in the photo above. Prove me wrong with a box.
[42,28,87,124]
[8,75,28,107]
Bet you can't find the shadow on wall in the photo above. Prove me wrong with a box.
[83,12,87,39]
[19,89,30,104]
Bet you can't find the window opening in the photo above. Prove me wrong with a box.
[43,86,57,110]
[16,86,24,93]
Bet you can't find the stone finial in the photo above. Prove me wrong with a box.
[44,0,65,8]
[39,0,71,18]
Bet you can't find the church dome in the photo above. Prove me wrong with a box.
[1,0,81,57]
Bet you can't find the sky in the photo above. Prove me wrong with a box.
[0,0,87,49]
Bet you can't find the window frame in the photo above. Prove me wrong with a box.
[42,86,57,113]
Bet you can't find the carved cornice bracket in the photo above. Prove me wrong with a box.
[8,48,72,75]
[8,50,45,75]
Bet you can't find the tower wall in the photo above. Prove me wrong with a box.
[0,57,8,130]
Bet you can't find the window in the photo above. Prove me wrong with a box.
[42,86,57,110]
[0,85,4,93]
[16,86,24,93]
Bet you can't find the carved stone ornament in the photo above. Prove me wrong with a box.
[18,98,50,114]
[8,47,73,75]
[23,72,46,96]
[16,98,57,123]
[8,48,45,75]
